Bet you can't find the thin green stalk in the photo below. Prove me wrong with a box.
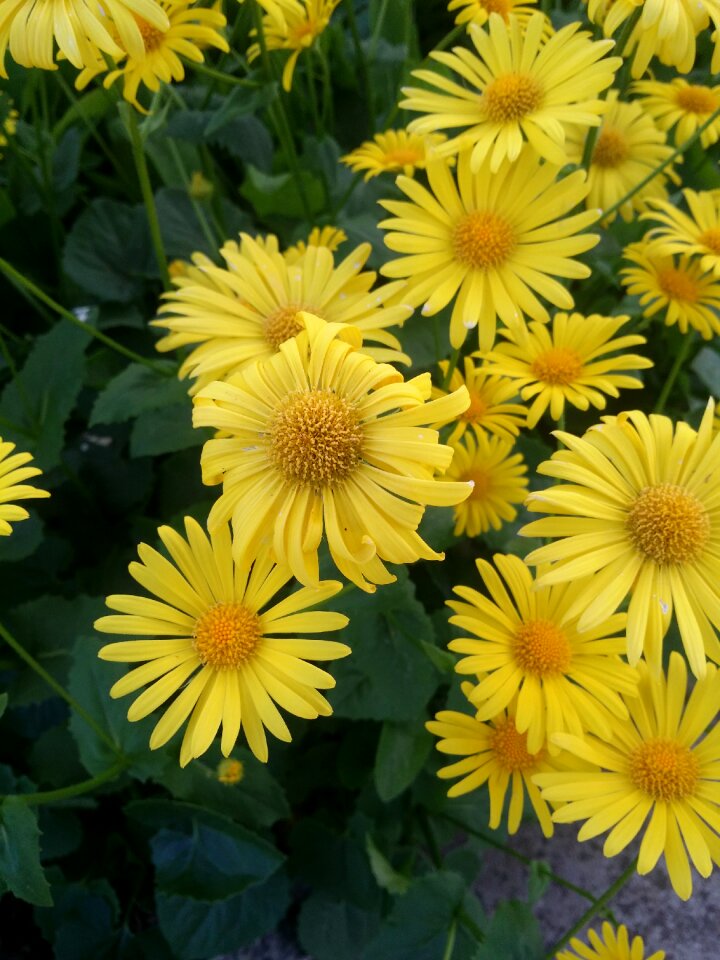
[0,257,173,376]
[369,0,391,60]
[545,857,638,958]
[442,918,458,960]
[442,348,460,390]
[188,59,261,87]
[165,138,222,250]
[330,170,364,218]
[601,103,720,221]
[305,55,324,137]
[121,104,170,289]
[345,0,374,135]
[36,77,63,266]
[416,806,442,867]
[441,814,598,905]
[316,46,334,130]
[654,332,695,413]
[0,620,123,759]
[5,760,128,806]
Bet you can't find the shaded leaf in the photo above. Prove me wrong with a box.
[374,721,433,802]
[90,362,183,427]
[0,798,53,906]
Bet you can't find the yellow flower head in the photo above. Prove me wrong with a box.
[482,312,652,428]
[537,653,720,901]
[447,554,638,754]
[284,225,347,264]
[633,78,720,150]
[216,757,244,784]
[341,130,448,181]
[556,922,665,960]
[567,93,679,223]
[95,516,351,766]
[448,0,542,31]
[153,234,412,393]
[74,0,229,111]
[401,14,620,173]
[192,313,472,592]
[432,357,528,443]
[521,399,720,678]
[427,685,558,836]
[642,188,720,278]
[0,0,169,75]
[0,439,50,536]
[593,0,720,78]
[379,148,600,352]
[621,241,720,340]
[248,0,340,91]
[446,431,529,537]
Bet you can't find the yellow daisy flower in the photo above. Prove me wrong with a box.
[537,653,720,901]
[193,313,472,592]
[153,234,412,393]
[643,188,720,278]
[447,554,638,754]
[556,922,665,960]
[566,93,679,223]
[341,130,447,181]
[633,78,720,149]
[95,516,351,766]
[427,686,557,836]
[593,0,720,78]
[0,439,50,536]
[432,357,528,443]
[284,225,347,263]
[482,312,652,428]
[248,0,340,92]
[74,0,228,111]
[0,0,168,74]
[448,0,541,31]
[621,242,720,340]
[379,148,600,352]
[401,14,620,173]
[446,432,528,537]
[521,399,720,678]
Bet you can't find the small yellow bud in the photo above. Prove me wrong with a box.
[216,758,244,785]
[189,171,213,201]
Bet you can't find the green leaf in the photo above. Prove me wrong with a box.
[298,892,382,960]
[155,868,290,960]
[0,513,43,563]
[241,165,326,219]
[89,362,184,427]
[365,834,411,895]
[63,198,155,300]
[205,84,278,134]
[155,188,215,259]
[151,818,284,900]
[374,721,434,802]
[53,88,113,141]
[361,870,467,960]
[130,402,210,457]
[527,860,551,905]
[692,346,720,395]
[329,569,440,722]
[0,318,88,470]
[0,692,6,719]
[473,901,543,960]
[289,819,381,911]
[0,798,53,906]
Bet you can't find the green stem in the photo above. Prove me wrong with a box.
[165,138,221,251]
[369,0,391,60]
[36,77,63,268]
[442,348,460,390]
[5,760,128,806]
[654,332,695,414]
[0,257,173,376]
[187,59,260,87]
[416,806,442,868]
[0,620,123,759]
[545,857,638,958]
[305,55,324,138]
[316,46,334,129]
[601,103,720,222]
[442,918,457,960]
[441,815,598,905]
[345,0,374,135]
[121,104,170,289]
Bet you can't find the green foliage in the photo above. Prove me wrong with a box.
[374,720,434,802]
[473,902,544,960]
[0,799,53,906]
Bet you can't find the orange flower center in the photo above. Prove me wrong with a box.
[530,347,583,385]
[698,227,720,255]
[490,718,539,771]
[462,390,488,423]
[453,211,516,270]
[674,85,719,115]
[193,603,261,669]
[383,147,423,167]
[483,72,543,123]
[626,483,710,565]
[592,127,630,168]
[290,19,322,46]
[630,738,698,801]
[480,0,514,19]
[264,304,318,350]
[513,619,572,676]
[134,14,165,51]
[217,758,245,784]
[269,388,364,486]
[464,468,493,501]
[657,266,699,303]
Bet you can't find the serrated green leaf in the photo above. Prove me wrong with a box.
[241,165,326,218]
[298,892,382,960]
[0,319,88,470]
[473,901,543,960]
[156,868,290,960]
[0,798,53,906]
[89,362,183,427]
[130,403,210,457]
[329,570,440,722]
[365,834,411,894]
[374,721,433,802]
